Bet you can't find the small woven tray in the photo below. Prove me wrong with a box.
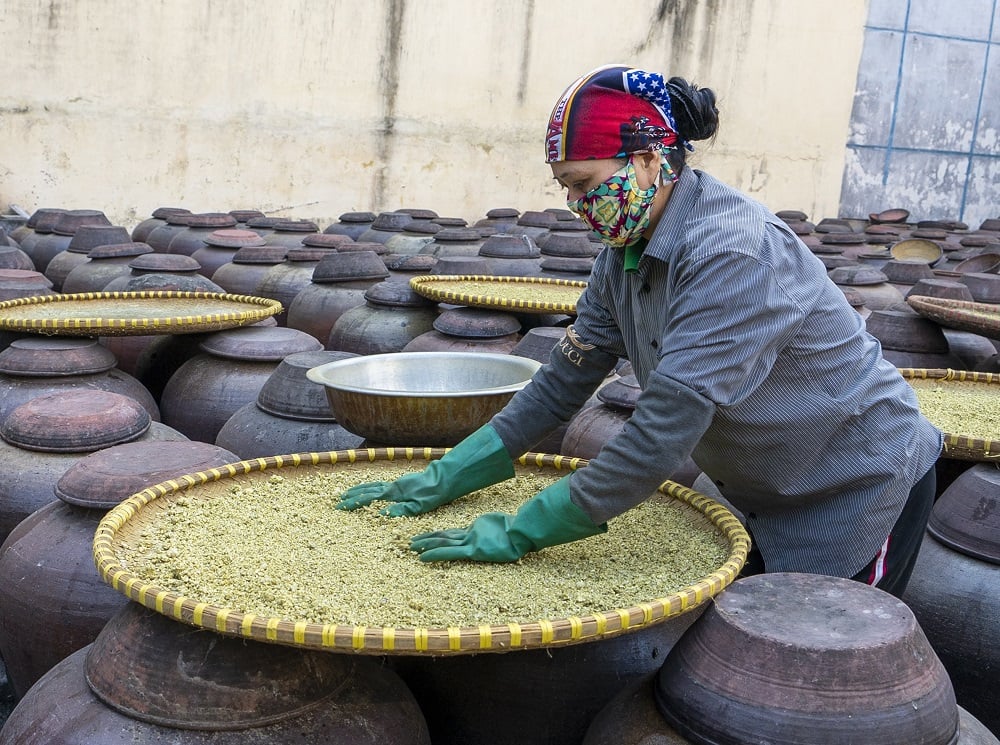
[0,291,283,336]
[900,368,1000,461]
[93,449,749,656]
[906,295,1000,340]
[409,275,587,315]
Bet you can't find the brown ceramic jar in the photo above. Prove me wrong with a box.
[61,242,155,294]
[165,213,238,256]
[43,224,133,292]
[130,206,191,243]
[189,228,266,279]
[327,280,438,354]
[402,307,522,353]
[209,244,288,295]
[28,209,112,274]
[323,211,377,240]
[252,247,337,326]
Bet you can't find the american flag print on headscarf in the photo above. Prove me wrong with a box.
[544,65,686,163]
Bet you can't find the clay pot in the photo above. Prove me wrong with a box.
[43,224,132,291]
[905,277,976,301]
[958,272,1000,303]
[0,269,55,302]
[227,208,266,227]
[0,337,159,425]
[478,233,543,277]
[323,211,377,240]
[0,244,33,271]
[165,213,238,256]
[0,441,238,698]
[10,208,67,263]
[327,280,438,355]
[0,390,186,544]
[215,350,365,458]
[503,210,558,243]
[902,462,1000,735]
[285,250,390,344]
[189,228,266,279]
[473,207,521,233]
[130,206,191,243]
[26,210,112,274]
[253,248,337,326]
[61,242,154,294]
[828,264,905,310]
[402,307,522,353]
[540,256,595,280]
[655,572,961,745]
[101,253,224,293]
[159,325,322,443]
[143,210,193,252]
[383,253,437,283]
[0,603,431,743]
[383,221,441,255]
[429,254,491,275]
[865,309,951,353]
[210,244,288,294]
[881,259,935,286]
[389,610,703,745]
[262,219,320,248]
[244,215,282,237]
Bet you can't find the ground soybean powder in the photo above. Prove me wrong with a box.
[907,378,1000,442]
[117,462,730,628]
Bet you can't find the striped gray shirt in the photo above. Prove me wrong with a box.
[491,166,942,577]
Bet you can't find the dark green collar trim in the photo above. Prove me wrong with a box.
[623,237,648,272]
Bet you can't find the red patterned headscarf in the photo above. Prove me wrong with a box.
[545,64,684,163]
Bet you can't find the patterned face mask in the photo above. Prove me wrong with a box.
[567,155,675,249]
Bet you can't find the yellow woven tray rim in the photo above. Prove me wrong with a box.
[93,448,749,656]
[0,291,283,335]
[900,367,1000,460]
[409,274,587,314]
[906,295,1000,338]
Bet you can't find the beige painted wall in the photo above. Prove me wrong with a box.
[0,0,866,231]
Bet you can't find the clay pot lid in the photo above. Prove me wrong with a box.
[202,228,267,248]
[546,220,592,234]
[819,256,858,270]
[485,207,520,219]
[865,223,904,236]
[432,216,468,228]
[540,256,594,274]
[958,234,993,248]
[54,441,239,509]
[284,247,335,262]
[869,207,910,224]
[430,256,490,275]
[163,211,194,226]
[654,572,958,745]
[184,213,238,229]
[865,309,949,353]
[819,231,866,245]
[272,219,319,233]
[52,210,112,236]
[257,349,359,420]
[838,285,866,307]
[431,227,481,243]
[864,233,895,245]
[0,336,117,376]
[85,603,359,730]
[67,225,132,253]
[120,274,224,293]
[383,253,436,272]
[928,463,1000,563]
[828,265,890,286]
[25,207,68,230]
[909,228,948,242]
[396,208,439,220]
[978,218,1000,232]
[786,220,815,236]
[541,233,599,258]
[597,374,641,410]
[432,307,521,338]
[918,219,967,231]
[199,325,323,361]
[0,390,150,452]
[953,252,1000,274]
[398,221,442,236]
[957,271,1000,302]
[312,250,389,283]
[246,216,282,229]
[370,212,412,232]
[87,242,154,259]
[545,208,578,222]
[150,207,191,220]
[880,259,934,284]
[301,233,354,248]
[0,268,54,291]
[776,209,809,221]
[479,234,541,259]
[904,277,975,301]
[364,279,436,307]
[231,245,289,264]
[814,218,853,234]
[228,209,265,222]
[335,211,377,223]
[128,253,201,273]
[517,210,558,229]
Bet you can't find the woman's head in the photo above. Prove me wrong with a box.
[546,65,718,248]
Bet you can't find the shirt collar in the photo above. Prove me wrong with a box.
[640,165,702,264]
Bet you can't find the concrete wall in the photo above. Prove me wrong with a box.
[0,0,867,231]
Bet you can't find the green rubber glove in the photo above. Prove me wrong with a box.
[409,474,607,563]
[336,424,515,517]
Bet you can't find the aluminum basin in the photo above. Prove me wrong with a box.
[306,351,541,446]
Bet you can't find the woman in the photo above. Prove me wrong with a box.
[339,64,942,598]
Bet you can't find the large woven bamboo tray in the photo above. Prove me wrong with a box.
[0,291,283,336]
[906,295,1000,340]
[900,368,1000,461]
[409,275,587,315]
[93,449,749,656]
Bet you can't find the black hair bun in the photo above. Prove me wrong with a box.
[666,77,719,142]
